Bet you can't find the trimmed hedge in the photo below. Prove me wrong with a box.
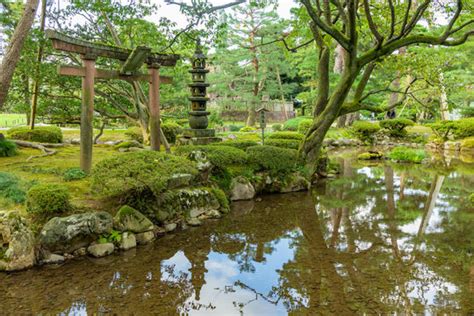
[428,118,474,140]
[265,138,301,150]
[380,118,414,137]
[268,131,304,140]
[7,126,63,143]
[26,183,71,215]
[246,145,299,173]
[351,121,380,143]
[282,116,313,131]
[162,121,183,143]
[212,140,259,150]
[92,151,198,198]
[174,145,248,169]
[297,119,313,134]
[0,139,17,157]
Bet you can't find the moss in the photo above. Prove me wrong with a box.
[0,172,31,204]
[272,123,282,131]
[0,139,17,157]
[174,145,248,169]
[211,140,258,150]
[162,121,183,143]
[124,127,143,143]
[351,121,380,144]
[7,126,63,143]
[265,138,301,150]
[63,167,87,181]
[246,145,299,174]
[239,126,257,132]
[357,152,383,160]
[267,131,304,140]
[113,141,143,150]
[210,187,229,211]
[26,183,71,215]
[387,147,427,163]
[461,137,474,149]
[297,119,313,134]
[380,118,415,137]
[469,193,474,204]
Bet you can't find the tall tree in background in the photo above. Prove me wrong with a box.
[0,0,39,108]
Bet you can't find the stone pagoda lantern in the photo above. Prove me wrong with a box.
[178,39,221,145]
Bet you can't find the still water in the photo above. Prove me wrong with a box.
[1,155,473,315]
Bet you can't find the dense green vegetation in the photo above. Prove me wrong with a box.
[7,126,63,143]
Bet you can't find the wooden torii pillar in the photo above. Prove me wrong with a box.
[46,30,179,173]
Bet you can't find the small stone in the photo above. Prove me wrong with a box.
[206,209,222,219]
[119,232,136,251]
[135,231,155,245]
[186,218,202,226]
[190,208,206,218]
[42,253,65,264]
[164,223,177,232]
[118,147,129,152]
[256,197,262,202]
[87,243,114,258]
[72,247,87,257]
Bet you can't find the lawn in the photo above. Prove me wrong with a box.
[0,113,27,128]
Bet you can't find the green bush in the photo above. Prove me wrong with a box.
[460,107,474,118]
[0,139,17,157]
[265,138,301,150]
[26,183,71,215]
[174,145,248,169]
[174,118,189,127]
[212,140,259,150]
[125,127,144,143]
[268,131,304,141]
[428,118,474,140]
[246,145,299,173]
[7,126,63,143]
[0,172,29,204]
[63,167,87,181]
[114,141,143,150]
[379,118,415,137]
[162,121,183,143]
[297,119,313,135]
[351,121,380,144]
[228,124,244,132]
[210,187,229,211]
[282,116,313,131]
[357,152,383,160]
[387,147,427,163]
[240,126,257,132]
[92,151,197,199]
[272,123,282,132]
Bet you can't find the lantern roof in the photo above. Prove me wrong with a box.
[193,38,207,60]
[256,107,270,113]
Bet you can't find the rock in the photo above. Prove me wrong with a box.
[187,150,212,172]
[0,211,36,271]
[104,140,121,146]
[187,218,202,226]
[72,247,87,257]
[206,209,222,219]
[128,147,144,152]
[135,231,155,245]
[167,173,194,189]
[39,212,113,254]
[230,176,256,201]
[42,253,65,264]
[190,208,207,218]
[164,223,177,232]
[280,174,311,193]
[119,232,136,251]
[88,243,114,258]
[70,138,80,145]
[114,205,154,233]
[118,147,129,152]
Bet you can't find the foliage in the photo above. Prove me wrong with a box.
[460,107,474,118]
[63,168,87,182]
[428,118,474,140]
[0,172,30,204]
[114,141,143,150]
[125,127,143,143]
[228,124,245,132]
[98,230,122,244]
[351,121,380,144]
[26,183,71,215]
[379,118,415,137]
[239,126,257,132]
[268,131,304,140]
[272,123,282,132]
[282,116,313,131]
[297,119,313,135]
[92,151,198,199]
[387,147,427,163]
[162,121,183,144]
[358,152,383,160]
[210,187,229,211]
[0,139,17,157]
[265,139,301,150]
[7,126,63,143]
[461,137,474,149]
[246,145,299,173]
[212,140,259,150]
[174,145,248,169]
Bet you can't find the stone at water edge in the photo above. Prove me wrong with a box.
[230,176,256,201]
[114,205,154,233]
[187,218,202,226]
[39,212,113,254]
[206,209,222,219]
[42,253,65,264]
[280,175,311,193]
[135,231,155,245]
[0,211,36,271]
[119,232,137,251]
[164,223,177,232]
[88,243,115,258]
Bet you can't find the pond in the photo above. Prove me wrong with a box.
[1,153,473,315]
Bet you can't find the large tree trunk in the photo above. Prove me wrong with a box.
[0,0,40,108]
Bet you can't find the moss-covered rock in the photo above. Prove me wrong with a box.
[113,205,154,233]
[230,176,255,201]
[357,151,383,160]
[162,121,183,143]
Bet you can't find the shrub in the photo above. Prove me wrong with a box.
[240,126,257,132]
[174,145,248,169]
[265,138,301,150]
[268,131,304,141]
[297,119,313,135]
[114,141,143,150]
[282,116,313,131]
[210,187,229,211]
[92,151,197,200]
[212,140,259,150]
[246,145,299,173]
[7,126,62,143]
[26,183,71,215]
[272,123,282,132]
[428,118,474,140]
[63,167,87,181]
[0,172,29,204]
[229,124,244,132]
[379,118,415,137]
[0,139,17,157]
[162,121,183,143]
[351,121,380,144]
[125,127,143,143]
[387,147,427,163]
[174,118,189,127]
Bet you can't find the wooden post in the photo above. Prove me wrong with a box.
[148,63,161,151]
[80,56,96,173]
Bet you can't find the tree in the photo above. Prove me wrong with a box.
[0,0,39,108]
[298,0,473,174]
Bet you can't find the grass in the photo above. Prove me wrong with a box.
[0,114,27,128]
[62,128,128,142]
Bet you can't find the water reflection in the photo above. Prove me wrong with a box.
[1,157,473,315]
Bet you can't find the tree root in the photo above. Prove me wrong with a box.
[12,140,63,161]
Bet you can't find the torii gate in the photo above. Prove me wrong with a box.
[46,30,180,173]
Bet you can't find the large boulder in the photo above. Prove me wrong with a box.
[0,211,36,271]
[280,174,311,193]
[113,205,154,233]
[230,176,256,201]
[39,212,113,254]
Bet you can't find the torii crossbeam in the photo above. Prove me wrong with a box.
[46,30,180,173]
